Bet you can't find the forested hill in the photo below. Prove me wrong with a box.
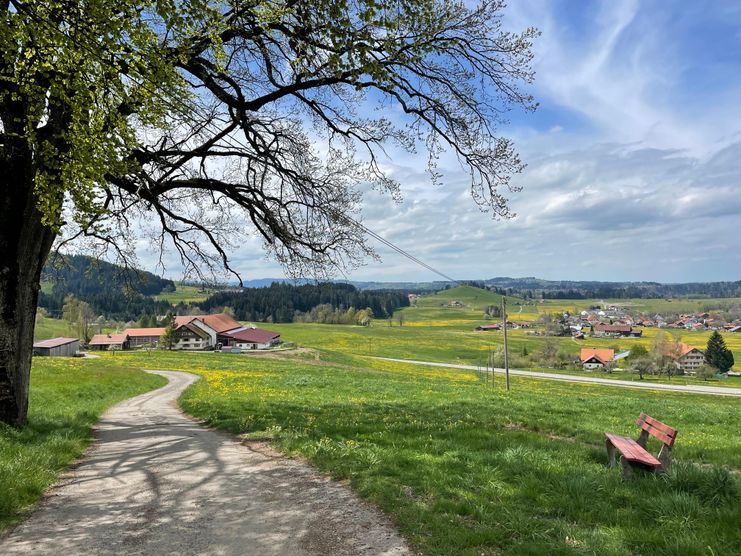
[39,255,175,319]
[198,282,409,322]
[483,277,741,299]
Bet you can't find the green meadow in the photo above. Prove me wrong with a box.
[103,349,741,555]
[32,315,72,341]
[0,358,165,532]
[262,286,741,377]
[154,282,211,304]
[16,284,741,554]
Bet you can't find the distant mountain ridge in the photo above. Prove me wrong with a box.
[234,276,741,298]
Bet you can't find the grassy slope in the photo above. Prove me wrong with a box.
[154,282,210,304]
[33,315,117,342]
[102,350,740,555]
[264,322,741,382]
[262,285,741,375]
[32,316,71,341]
[0,358,166,532]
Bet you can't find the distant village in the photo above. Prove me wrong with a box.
[464,300,738,374]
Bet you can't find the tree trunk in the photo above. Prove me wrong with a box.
[0,152,56,425]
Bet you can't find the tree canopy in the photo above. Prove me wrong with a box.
[3,0,537,279]
[0,0,537,425]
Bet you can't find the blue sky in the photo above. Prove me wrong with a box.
[144,0,741,284]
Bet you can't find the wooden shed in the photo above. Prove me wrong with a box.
[33,337,80,357]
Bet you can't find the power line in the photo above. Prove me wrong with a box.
[17,3,461,285]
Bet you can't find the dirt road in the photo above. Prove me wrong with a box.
[375,357,741,397]
[0,371,410,555]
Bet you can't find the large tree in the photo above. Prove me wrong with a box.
[0,0,537,424]
[705,331,734,374]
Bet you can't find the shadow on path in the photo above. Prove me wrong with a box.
[0,371,409,556]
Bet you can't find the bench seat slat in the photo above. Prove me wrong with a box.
[605,433,661,467]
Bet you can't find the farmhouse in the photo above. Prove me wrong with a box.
[33,337,79,357]
[174,314,281,350]
[123,327,165,348]
[580,348,615,370]
[475,323,501,331]
[94,313,282,352]
[172,321,211,350]
[593,324,642,338]
[88,333,129,351]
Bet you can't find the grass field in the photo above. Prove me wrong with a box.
[33,315,72,341]
[154,282,211,304]
[0,358,166,532]
[103,349,741,555]
[17,285,741,553]
[264,321,741,381]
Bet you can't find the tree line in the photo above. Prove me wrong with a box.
[198,282,409,323]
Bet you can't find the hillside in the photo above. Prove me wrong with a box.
[39,255,175,320]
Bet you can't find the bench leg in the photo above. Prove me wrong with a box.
[657,445,672,473]
[606,439,617,468]
[621,458,634,480]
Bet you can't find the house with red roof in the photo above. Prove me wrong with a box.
[593,323,642,338]
[662,343,705,374]
[106,313,281,351]
[580,348,615,370]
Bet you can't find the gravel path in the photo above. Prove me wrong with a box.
[0,371,410,556]
[376,357,741,397]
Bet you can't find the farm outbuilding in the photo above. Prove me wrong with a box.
[89,333,129,351]
[219,327,281,349]
[33,337,80,357]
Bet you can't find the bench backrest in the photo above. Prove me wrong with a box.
[636,413,678,447]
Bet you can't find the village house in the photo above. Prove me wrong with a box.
[33,337,80,357]
[664,343,705,374]
[593,323,642,338]
[580,348,615,370]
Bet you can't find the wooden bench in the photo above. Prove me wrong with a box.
[605,413,678,478]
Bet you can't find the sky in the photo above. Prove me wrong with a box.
[143,0,741,284]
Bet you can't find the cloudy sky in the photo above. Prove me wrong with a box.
[145,0,741,284]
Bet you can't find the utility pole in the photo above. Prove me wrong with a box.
[502,296,510,391]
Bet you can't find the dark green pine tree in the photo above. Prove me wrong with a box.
[705,331,735,373]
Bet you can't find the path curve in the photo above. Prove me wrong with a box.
[0,371,410,555]
[376,357,741,397]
